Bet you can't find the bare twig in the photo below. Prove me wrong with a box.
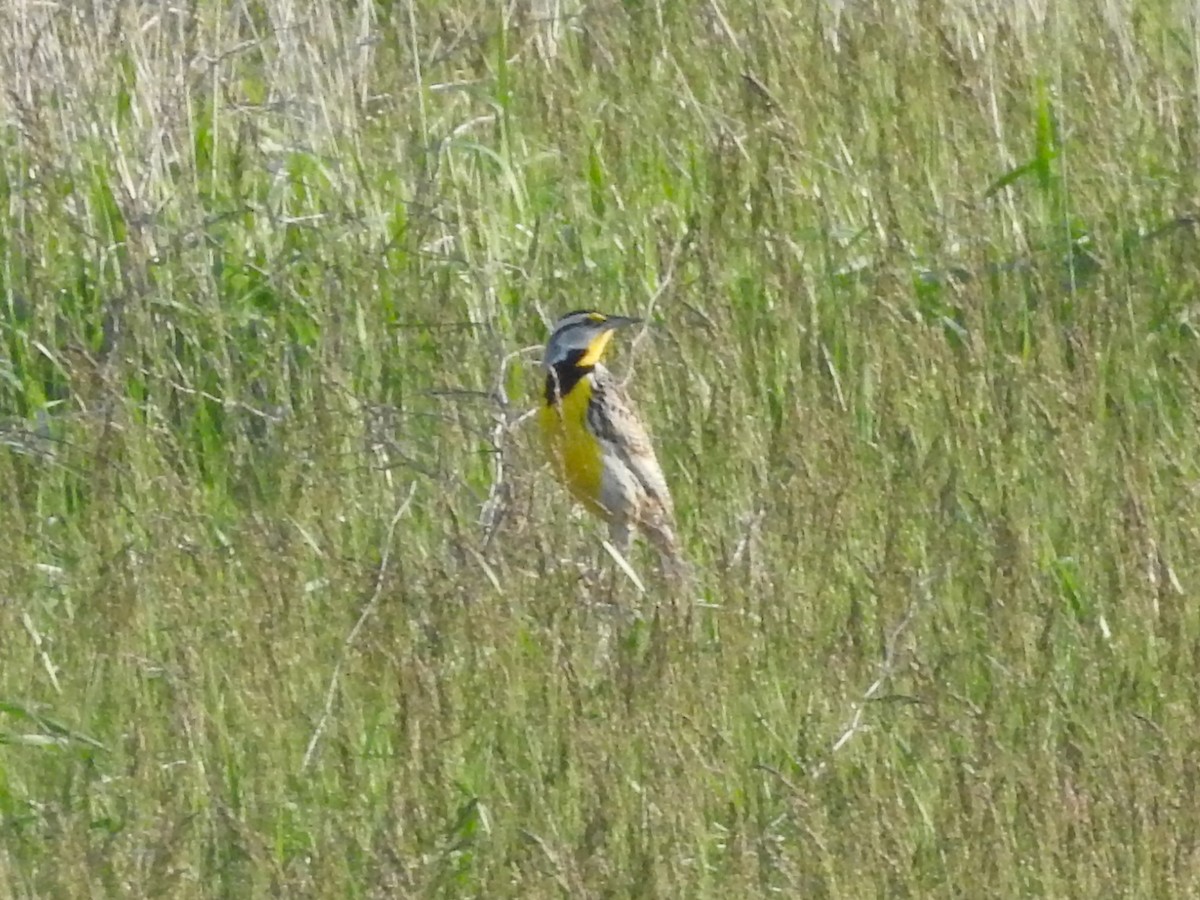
[811,593,922,779]
[729,506,766,568]
[479,344,540,549]
[623,226,695,378]
[300,482,418,773]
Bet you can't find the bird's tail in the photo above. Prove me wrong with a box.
[644,519,697,588]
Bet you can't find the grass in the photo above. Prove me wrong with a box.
[3,0,1200,895]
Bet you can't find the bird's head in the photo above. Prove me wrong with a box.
[543,309,641,371]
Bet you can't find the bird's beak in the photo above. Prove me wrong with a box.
[606,315,642,330]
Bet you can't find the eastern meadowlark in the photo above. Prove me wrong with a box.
[538,309,682,570]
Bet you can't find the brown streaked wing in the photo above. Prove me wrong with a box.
[586,367,675,517]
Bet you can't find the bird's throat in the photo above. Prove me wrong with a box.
[544,353,592,405]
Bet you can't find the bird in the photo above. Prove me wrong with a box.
[538,309,683,574]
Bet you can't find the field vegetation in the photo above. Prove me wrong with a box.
[4,0,1200,895]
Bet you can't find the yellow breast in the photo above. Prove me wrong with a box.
[539,376,608,519]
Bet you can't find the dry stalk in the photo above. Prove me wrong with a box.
[300,481,418,773]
